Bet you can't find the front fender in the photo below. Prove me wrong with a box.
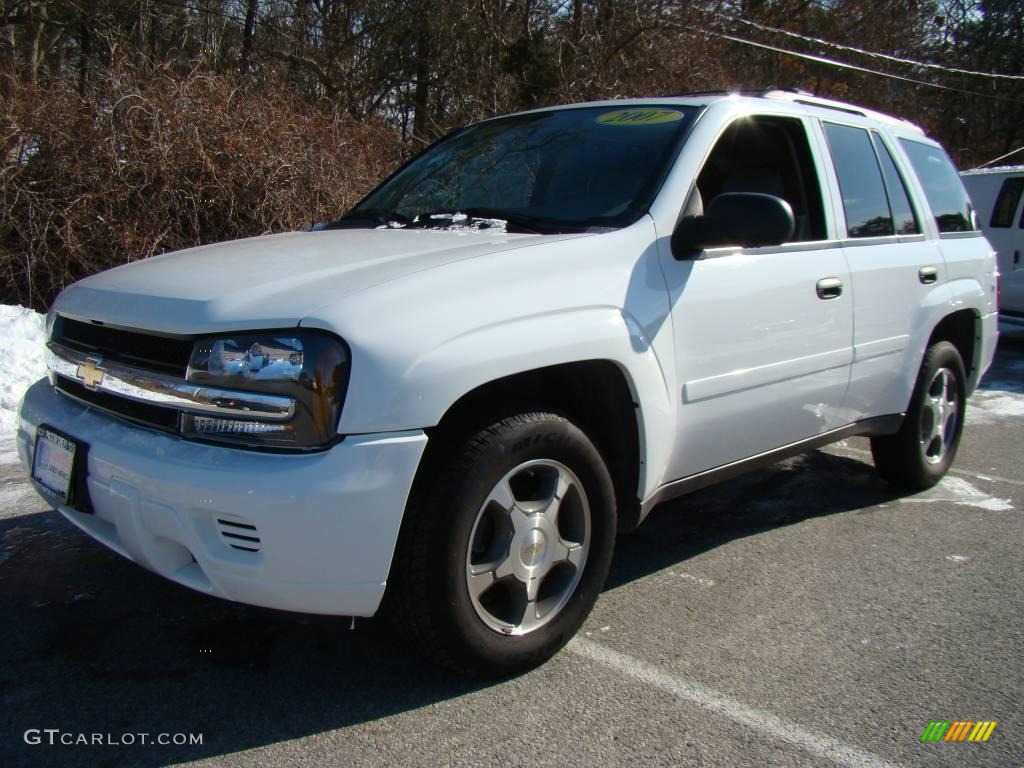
[300,220,678,500]
[397,307,675,498]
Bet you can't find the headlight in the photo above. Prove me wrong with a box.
[183,330,349,449]
[206,337,304,381]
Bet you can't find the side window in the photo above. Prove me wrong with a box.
[899,139,977,233]
[822,123,894,238]
[990,177,1024,228]
[872,134,920,235]
[694,115,826,242]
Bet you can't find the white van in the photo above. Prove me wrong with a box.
[961,166,1024,324]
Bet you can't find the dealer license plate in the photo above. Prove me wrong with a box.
[31,426,78,505]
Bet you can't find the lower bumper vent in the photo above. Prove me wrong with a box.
[216,518,261,553]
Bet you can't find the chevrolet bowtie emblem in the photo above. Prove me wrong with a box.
[76,359,105,390]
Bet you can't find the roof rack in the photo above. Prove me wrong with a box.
[676,86,813,98]
[762,90,922,130]
[675,88,923,132]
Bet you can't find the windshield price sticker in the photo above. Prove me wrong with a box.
[596,109,685,126]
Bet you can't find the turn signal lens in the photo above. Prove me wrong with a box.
[186,416,293,435]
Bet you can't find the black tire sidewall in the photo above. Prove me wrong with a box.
[436,413,616,673]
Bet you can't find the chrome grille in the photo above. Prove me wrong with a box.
[53,316,194,376]
[55,376,180,432]
[47,340,296,437]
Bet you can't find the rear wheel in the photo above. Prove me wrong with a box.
[871,340,966,490]
[390,410,616,676]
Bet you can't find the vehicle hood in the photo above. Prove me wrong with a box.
[53,228,586,335]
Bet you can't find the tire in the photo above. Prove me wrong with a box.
[870,340,967,490]
[389,410,617,676]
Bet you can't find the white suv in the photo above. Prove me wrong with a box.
[18,91,998,675]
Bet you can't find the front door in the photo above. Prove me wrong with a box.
[659,114,854,481]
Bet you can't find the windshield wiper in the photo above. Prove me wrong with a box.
[408,208,549,235]
[323,207,569,235]
[321,209,412,230]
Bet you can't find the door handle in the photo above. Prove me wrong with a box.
[1015,250,1020,269]
[919,266,938,284]
[816,277,843,299]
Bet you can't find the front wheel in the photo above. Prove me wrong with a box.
[389,410,616,676]
[871,340,966,490]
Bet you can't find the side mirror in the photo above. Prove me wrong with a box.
[672,192,795,259]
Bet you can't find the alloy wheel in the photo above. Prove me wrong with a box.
[920,367,959,465]
[465,459,591,635]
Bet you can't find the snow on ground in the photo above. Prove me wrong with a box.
[0,305,47,435]
[899,476,1014,511]
[0,305,48,517]
[967,323,1024,424]
[967,388,1024,423]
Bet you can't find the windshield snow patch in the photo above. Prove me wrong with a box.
[377,212,508,233]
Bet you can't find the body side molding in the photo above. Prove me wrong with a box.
[639,414,904,520]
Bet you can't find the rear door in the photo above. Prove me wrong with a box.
[815,121,950,421]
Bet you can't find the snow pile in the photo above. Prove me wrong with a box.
[0,305,47,434]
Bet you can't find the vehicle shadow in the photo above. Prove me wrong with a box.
[0,447,901,767]
[0,508,492,767]
[609,316,1024,588]
[606,448,900,591]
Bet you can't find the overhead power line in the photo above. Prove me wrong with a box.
[706,31,1024,106]
[973,145,1024,169]
[720,14,1024,82]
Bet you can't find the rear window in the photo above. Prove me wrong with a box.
[990,177,1024,228]
[899,140,977,233]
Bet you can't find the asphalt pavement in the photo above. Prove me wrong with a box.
[1,328,1022,768]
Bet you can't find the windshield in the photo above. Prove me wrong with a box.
[345,105,698,233]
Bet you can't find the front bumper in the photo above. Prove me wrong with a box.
[17,378,427,616]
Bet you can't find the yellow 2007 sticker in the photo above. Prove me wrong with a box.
[596,108,685,126]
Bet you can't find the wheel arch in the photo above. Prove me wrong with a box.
[416,360,647,533]
[928,308,981,393]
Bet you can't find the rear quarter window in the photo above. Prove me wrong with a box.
[872,135,920,235]
[899,140,977,233]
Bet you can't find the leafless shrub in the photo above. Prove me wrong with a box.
[0,63,399,310]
